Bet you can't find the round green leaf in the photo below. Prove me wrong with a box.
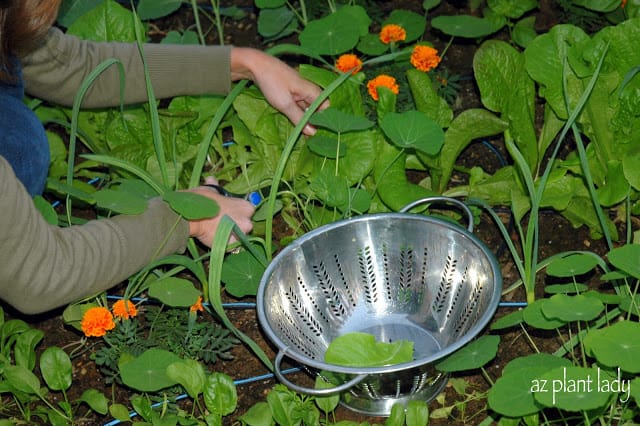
[163,191,219,220]
[380,111,445,155]
[533,367,613,411]
[309,108,374,133]
[502,353,573,377]
[147,277,201,307]
[299,12,360,55]
[383,9,426,43]
[546,253,600,277]
[119,348,182,392]
[542,294,604,322]
[522,299,566,330]
[488,367,545,417]
[583,321,640,373]
[490,309,523,330]
[257,6,296,38]
[93,188,148,215]
[544,283,588,294]
[431,15,497,38]
[436,335,500,372]
[306,135,346,159]
[607,244,640,279]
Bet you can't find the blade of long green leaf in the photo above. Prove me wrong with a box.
[207,216,273,369]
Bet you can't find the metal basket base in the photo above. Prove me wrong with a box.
[340,372,449,416]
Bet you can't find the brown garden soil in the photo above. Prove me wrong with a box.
[4,1,636,425]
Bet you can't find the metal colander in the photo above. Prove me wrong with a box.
[257,197,502,416]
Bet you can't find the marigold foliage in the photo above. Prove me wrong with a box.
[367,74,399,101]
[112,299,138,319]
[81,307,116,337]
[379,24,407,44]
[335,54,363,74]
[410,45,441,72]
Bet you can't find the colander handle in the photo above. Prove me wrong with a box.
[273,348,368,396]
[400,196,474,232]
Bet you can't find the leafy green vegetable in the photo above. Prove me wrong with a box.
[324,332,414,367]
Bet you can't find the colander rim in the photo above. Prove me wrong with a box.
[256,211,503,375]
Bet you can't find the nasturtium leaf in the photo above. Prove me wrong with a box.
[583,321,640,373]
[40,347,72,391]
[347,188,371,214]
[257,6,296,38]
[147,277,201,307]
[607,244,640,279]
[93,189,148,215]
[299,12,360,55]
[546,253,600,277]
[490,309,523,330]
[436,335,500,372]
[324,332,414,367]
[502,353,573,377]
[383,9,426,43]
[310,170,350,210]
[618,294,640,317]
[534,367,613,411]
[544,283,588,294]
[306,135,346,159]
[582,290,622,305]
[542,294,604,322]
[380,111,445,155]
[522,299,566,330]
[488,366,545,417]
[163,191,219,220]
[309,108,374,133]
[119,349,181,392]
[431,15,497,38]
[136,0,182,20]
[221,249,266,298]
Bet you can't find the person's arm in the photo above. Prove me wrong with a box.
[0,156,254,315]
[22,28,326,135]
[0,156,190,314]
[21,27,232,108]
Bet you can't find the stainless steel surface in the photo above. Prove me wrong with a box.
[257,197,502,416]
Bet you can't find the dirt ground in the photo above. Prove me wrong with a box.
[3,0,629,425]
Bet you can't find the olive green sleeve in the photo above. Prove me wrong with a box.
[0,156,190,315]
[21,27,232,108]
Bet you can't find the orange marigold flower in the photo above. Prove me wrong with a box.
[112,299,137,319]
[190,296,204,313]
[379,24,407,44]
[335,54,363,74]
[367,74,399,101]
[410,45,441,72]
[81,307,116,337]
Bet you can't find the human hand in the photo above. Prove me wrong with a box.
[230,47,329,136]
[185,177,255,247]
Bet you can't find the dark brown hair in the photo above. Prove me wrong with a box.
[0,0,61,81]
